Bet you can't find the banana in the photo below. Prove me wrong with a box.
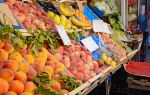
[64,6,73,16]
[70,17,83,28]
[58,5,72,17]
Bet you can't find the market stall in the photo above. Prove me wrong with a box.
[0,0,143,95]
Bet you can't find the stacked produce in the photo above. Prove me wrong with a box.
[0,39,83,95]
[58,3,74,17]
[5,0,56,31]
[58,3,91,28]
[73,9,91,28]
[55,40,108,82]
[101,53,117,67]
[100,33,127,62]
[0,0,137,94]
[47,11,73,29]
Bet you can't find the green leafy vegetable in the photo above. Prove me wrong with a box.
[57,76,81,92]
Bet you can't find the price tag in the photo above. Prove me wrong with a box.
[93,20,112,34]
[81,36,99,52]
[0,4,19,26]
[56,25,71,46]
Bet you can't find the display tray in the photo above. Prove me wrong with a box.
[124,61,150,77]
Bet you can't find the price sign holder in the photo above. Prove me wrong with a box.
[81,36,99,52]
[56,25,71,46]
[93,20,112,34]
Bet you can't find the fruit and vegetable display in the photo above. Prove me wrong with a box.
[99,33,127,62]
[57,3,91,28]
[55,41,108,82]
[0,0,140,95]
[5,0,56,31]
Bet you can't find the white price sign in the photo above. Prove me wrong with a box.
[93,20,112,34]
[81,36,99,52]
[56,25,71,46]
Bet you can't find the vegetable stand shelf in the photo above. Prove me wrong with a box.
[67,49,138,95]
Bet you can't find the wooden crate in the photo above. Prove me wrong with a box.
[127,77,150,91]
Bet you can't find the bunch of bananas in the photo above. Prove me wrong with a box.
[70,17,83,28]
[74,10,91,27]
[58,4,74,17]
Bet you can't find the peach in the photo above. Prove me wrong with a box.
[27,50,34,56]
[34,57,45,66]
[27,66,37,81]
[0,40,4,48]
[24,81,36,92]
[14,71,27,83]
[9,80,24,94]
[4,59,18,72]
[84,70,90,75]
[18,63,30,74]
[55,62,65,70]
[74,51,80,58]
[90,71,96,77]
[56,46,64,55]
[18,48,27,56]
[0,78,9,94]
[60,89,69,94]
[69,68,77,75]
[0,69,14,82]
[45,61,56,69]
[0,49,8,61]
[9,52,22,64]
[77,65,84,72]
[92,61,99,69]
[20,92,33,95]
[23,54,34,64]
[32,62,44,72]
[83,75,91,81]
[47,54,57,62]
[50,80,61,91]
[63,61,70,68]
[0,58,4,69]
[88,63,94,70]
[3,43,14,54]
[87,55,93,62]
[55,53,62,61]
[81,57,87,64]
[43,66,54,77]
[38,52,48,61]
[4,91,17,95]
[84,64,91,70]
[75,72,84,80]
[40,48,48,54]
[61,56,70,68]
[55,68,64,74]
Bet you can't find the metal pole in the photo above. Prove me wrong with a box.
[121,0,128,30]
[105,75,111,95]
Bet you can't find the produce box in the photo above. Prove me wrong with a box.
[83,6,99,22]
